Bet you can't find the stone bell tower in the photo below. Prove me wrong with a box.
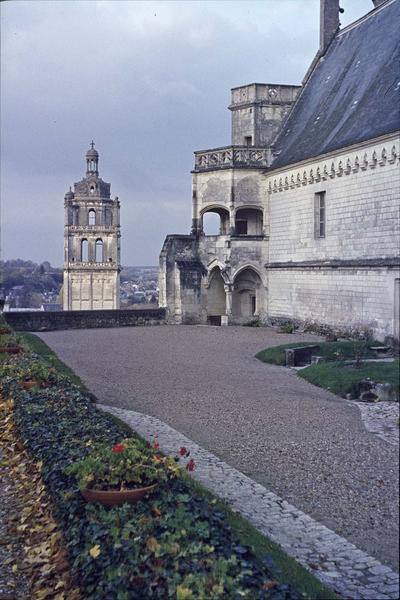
[63,142,121,310]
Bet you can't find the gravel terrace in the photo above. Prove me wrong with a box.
[38,325,399,571]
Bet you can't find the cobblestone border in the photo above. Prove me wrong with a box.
[353,401,399,447]
[98,404,399,600]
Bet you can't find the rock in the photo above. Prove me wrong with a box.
[311,355,324,364]
[360,391,380,403]
[359,379,374,393]
[373,383,395,402]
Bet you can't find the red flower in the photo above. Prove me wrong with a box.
[153,441,160,449]
[179,447,188,457]
[186,459,196,472]
[112,443,124,454]
[154,454,162,462]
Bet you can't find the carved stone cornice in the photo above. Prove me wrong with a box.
[266,257,400,269]
[268,144,398,194]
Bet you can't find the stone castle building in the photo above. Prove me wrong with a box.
[63,143,121,310]
[159,0,400,342]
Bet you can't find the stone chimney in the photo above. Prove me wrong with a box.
[320,0,340,54]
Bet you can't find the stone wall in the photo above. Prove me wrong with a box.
[159,235,207,324]
[4,308,166,332]
[268,267,398,341]
[63,270,120,311]
[266,134,400,340]
[229,83,301,147]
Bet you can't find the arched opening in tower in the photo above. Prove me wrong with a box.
[201,207,230,235]
[234,207,263,236]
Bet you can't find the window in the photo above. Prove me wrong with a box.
[81,239,88,262]
[251,295,256,316]
[201,207,230,235]
[315,191,326,238]
[95,239,103,262]
[105,208,113,226]
[73,206,79,225]
[88,209,96,226]
[244,136,252,147]
[235,208,263,236]
[235,220,248,235]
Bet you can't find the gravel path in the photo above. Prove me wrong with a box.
[39,325,399,571]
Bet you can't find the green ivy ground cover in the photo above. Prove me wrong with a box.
[0,349,324,600]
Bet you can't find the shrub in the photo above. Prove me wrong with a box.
[66,438,178,491]
[278,323,295,334]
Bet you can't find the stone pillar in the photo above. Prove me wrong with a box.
[224,284,232,316]
[191,175,202,234]
[229,180,235,235]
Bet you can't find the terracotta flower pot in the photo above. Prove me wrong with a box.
[0,346,23,354]
[81,484,158,507]
[20,380,39,390]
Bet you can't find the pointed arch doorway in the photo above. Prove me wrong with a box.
[206,267,226,325]
[232,267,264,320]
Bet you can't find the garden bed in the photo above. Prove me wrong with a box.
[0,325,336,599]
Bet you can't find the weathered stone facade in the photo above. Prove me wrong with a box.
[159,0,400,340]
[63,143,121,310]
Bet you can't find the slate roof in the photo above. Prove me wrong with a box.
[271,0,400,169]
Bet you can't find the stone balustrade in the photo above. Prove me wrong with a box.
[66,225,116,231]
[67,261,117,269]
[194,146,269,171]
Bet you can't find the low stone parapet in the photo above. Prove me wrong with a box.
[4,308,166,332]
[285,345,320,367]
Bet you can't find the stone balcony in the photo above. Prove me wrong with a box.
[193,145,270,172]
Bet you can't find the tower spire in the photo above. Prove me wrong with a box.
[86,141,99,175]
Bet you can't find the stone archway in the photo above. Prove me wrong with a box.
[207,267,226,324]
[201,206,230,235]
[232,267,264,320]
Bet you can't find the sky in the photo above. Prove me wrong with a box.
[1,0,373,267]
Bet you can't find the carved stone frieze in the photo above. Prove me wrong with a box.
[269,143,399,193]
[194,146,269,171]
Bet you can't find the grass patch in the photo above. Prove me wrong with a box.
[20,333,89,392]
[298,360,400,398]
[256,340,387,367]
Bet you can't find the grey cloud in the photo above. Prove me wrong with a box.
[1,0,372,265]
